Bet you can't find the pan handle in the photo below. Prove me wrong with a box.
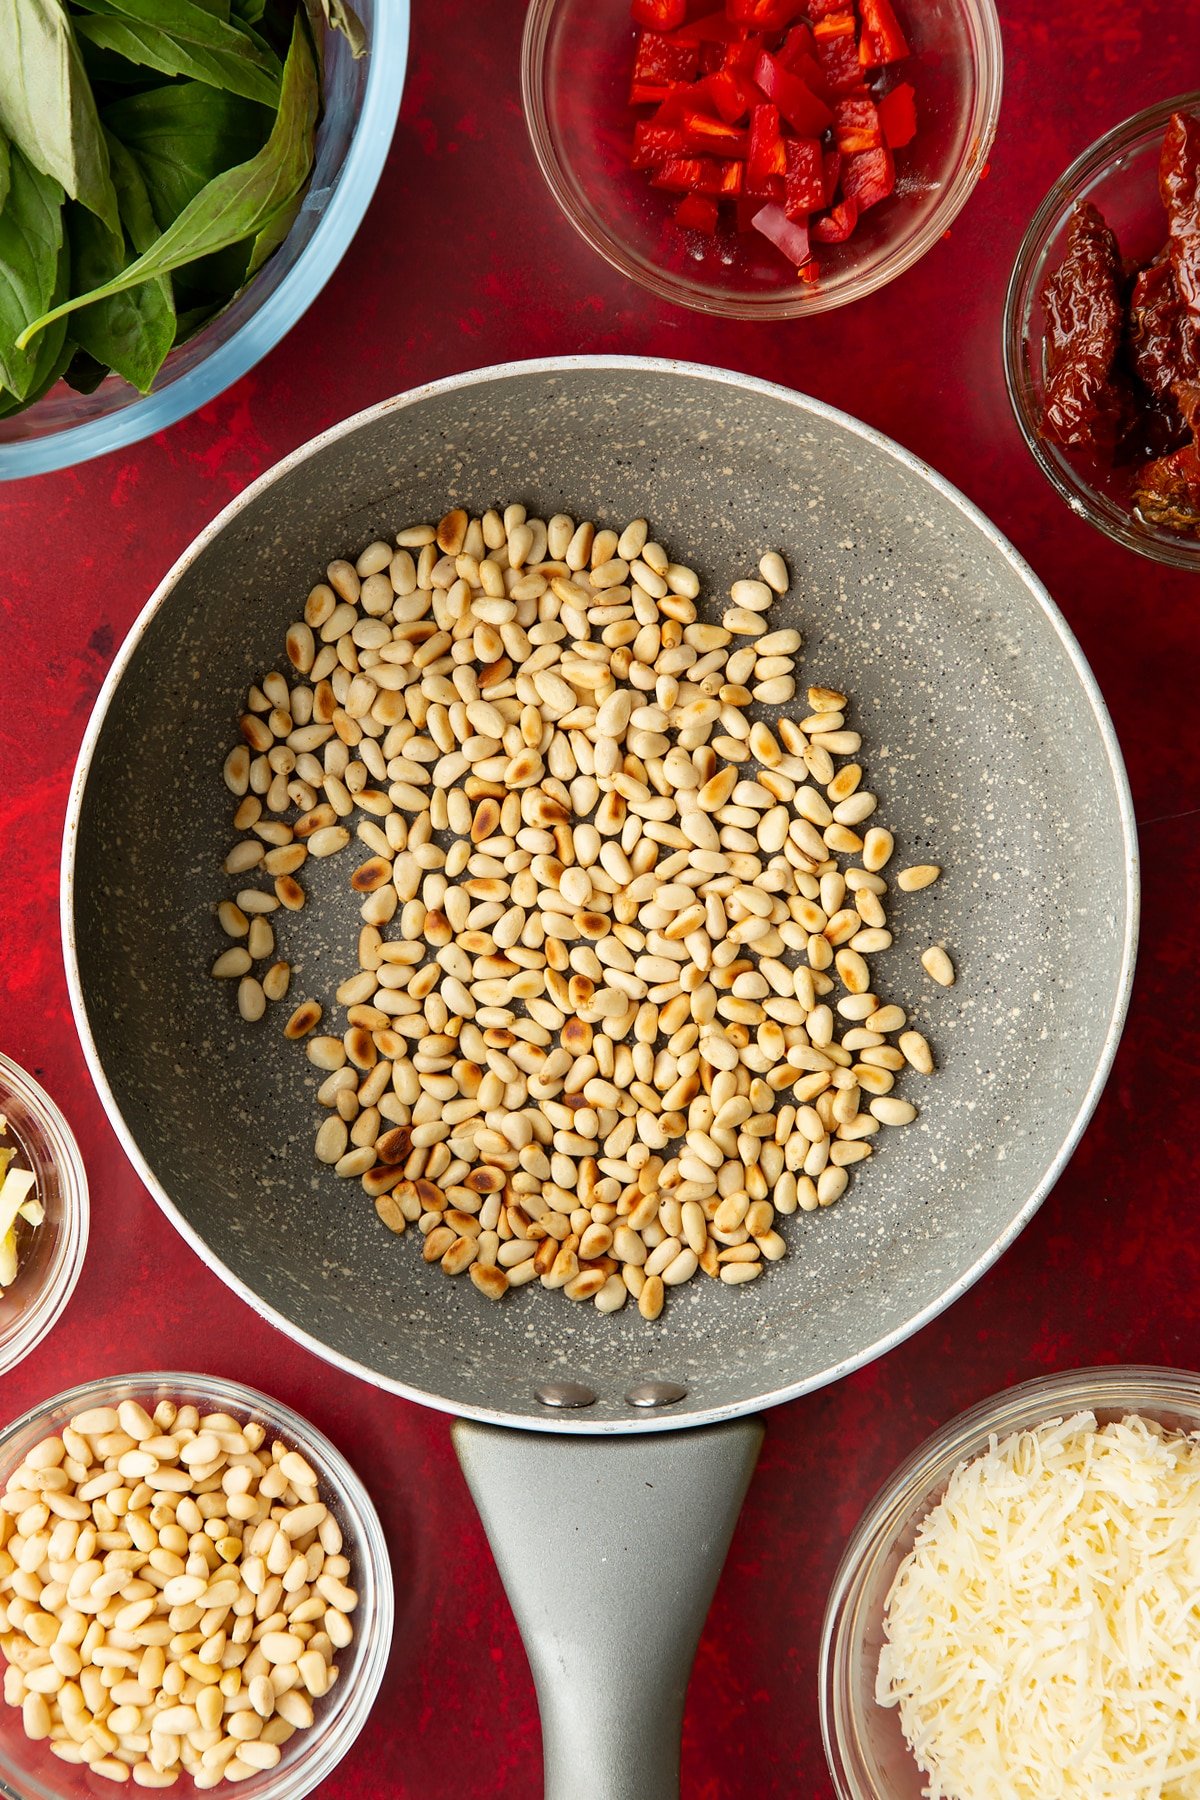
[453,1417,764,1800]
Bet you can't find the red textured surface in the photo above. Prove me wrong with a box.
[0,1,1196,1793]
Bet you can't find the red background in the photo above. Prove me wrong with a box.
[2,1,1198,1793]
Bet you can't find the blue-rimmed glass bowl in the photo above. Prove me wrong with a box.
[0,0,409,481]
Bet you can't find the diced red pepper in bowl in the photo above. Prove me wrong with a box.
[747,103,789,184]
[833,95,883,154]
[674,192,721,230]
[878,81,917,148]
[632,0,688,27]
[754,51,834,135]
[623,0,919,280]
[651,155,744,195]
[811,196,858,240]
[841,142,894,209]
[783,137,825,217]
[858,0,909,65]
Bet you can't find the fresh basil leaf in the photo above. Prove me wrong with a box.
[0,215,70,412]
[103,81,271,229]
[320,0,364,54]
[304,0,363,57]
[0,0,119,233]
[0,332,72,413]
[68,202,173,390]
[18,11,317,349]
[231,0,265,23]
[0,145,66,398]
[72,0,282,108]
[105,127,160,253]
[0,130,10,216]
[245,179,302,277]
[68,134,173,391]
[172,300,218,342]
[62,341,107,390]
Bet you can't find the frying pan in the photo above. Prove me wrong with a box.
[63,358,1137,1798]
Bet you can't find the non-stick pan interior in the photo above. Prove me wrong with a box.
[67,361,1136,1430]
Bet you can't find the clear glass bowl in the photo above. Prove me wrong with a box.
[0,0,409,482]
[521,0,1003,318]
[1003,92,1200,570]
[0,1051,89,1377]
[820,1364,1200,1799]
[0,1371,394,1800]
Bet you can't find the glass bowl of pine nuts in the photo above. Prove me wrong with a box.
[0,1372,392,1798]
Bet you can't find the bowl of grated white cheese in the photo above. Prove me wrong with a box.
[820,1365,1200,1800]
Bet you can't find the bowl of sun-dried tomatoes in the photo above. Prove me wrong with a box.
[521,0,1003,318]
[1005,93,1200,567]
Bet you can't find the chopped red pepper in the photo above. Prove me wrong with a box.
[841,142,894,209]
[624,0,915,276]
[651,154,744,194]
[722,37,761,73]
[652,83,698,122]
[667,7,737,40]
[776,20,815,66]
[753,50,834,135]
[877,81,917,148]
[633,30,699,86]
[728,0,807,27]
[833,95,882,154]
[633,120,690,167]
[783,136,824,217]
[706,66,759,122]
[747,102,789,185]
[858,0,909,65]
[813,21,864,95]
[679,110,750,156]
[811,196,858,240]
[632,0,687,27]
[674,192,721,231]
[751,200,813,267]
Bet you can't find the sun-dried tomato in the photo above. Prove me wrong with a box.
[1161,111,1200,326]
[1042,201,1127,450]
[1133,439,1200,533]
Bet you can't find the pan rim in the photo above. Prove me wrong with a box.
[60,353,1140,1435]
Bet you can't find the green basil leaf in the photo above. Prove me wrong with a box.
[244,179,302,277]
[0,0,119,233]
[68,204,173,390]
[0,222,70,412]
[72,0,282,107]
[311,0,364,55]
[68,134,173,391]
[104,127,159,253]
[231,0,265,23]
[0,333,72,413]
[18,10,316,349]
[0,130,11,216]
[103,81,271,229]
[0,145,66,398]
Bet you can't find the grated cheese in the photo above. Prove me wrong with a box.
[877,1412,1200,1800]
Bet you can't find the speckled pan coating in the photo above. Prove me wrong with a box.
[63,358,1138,1433]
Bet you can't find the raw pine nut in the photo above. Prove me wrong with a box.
[213,515,945,1319]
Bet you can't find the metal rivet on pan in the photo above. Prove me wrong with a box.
[625,1381,688,1408]
[534,1381,597,1409]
